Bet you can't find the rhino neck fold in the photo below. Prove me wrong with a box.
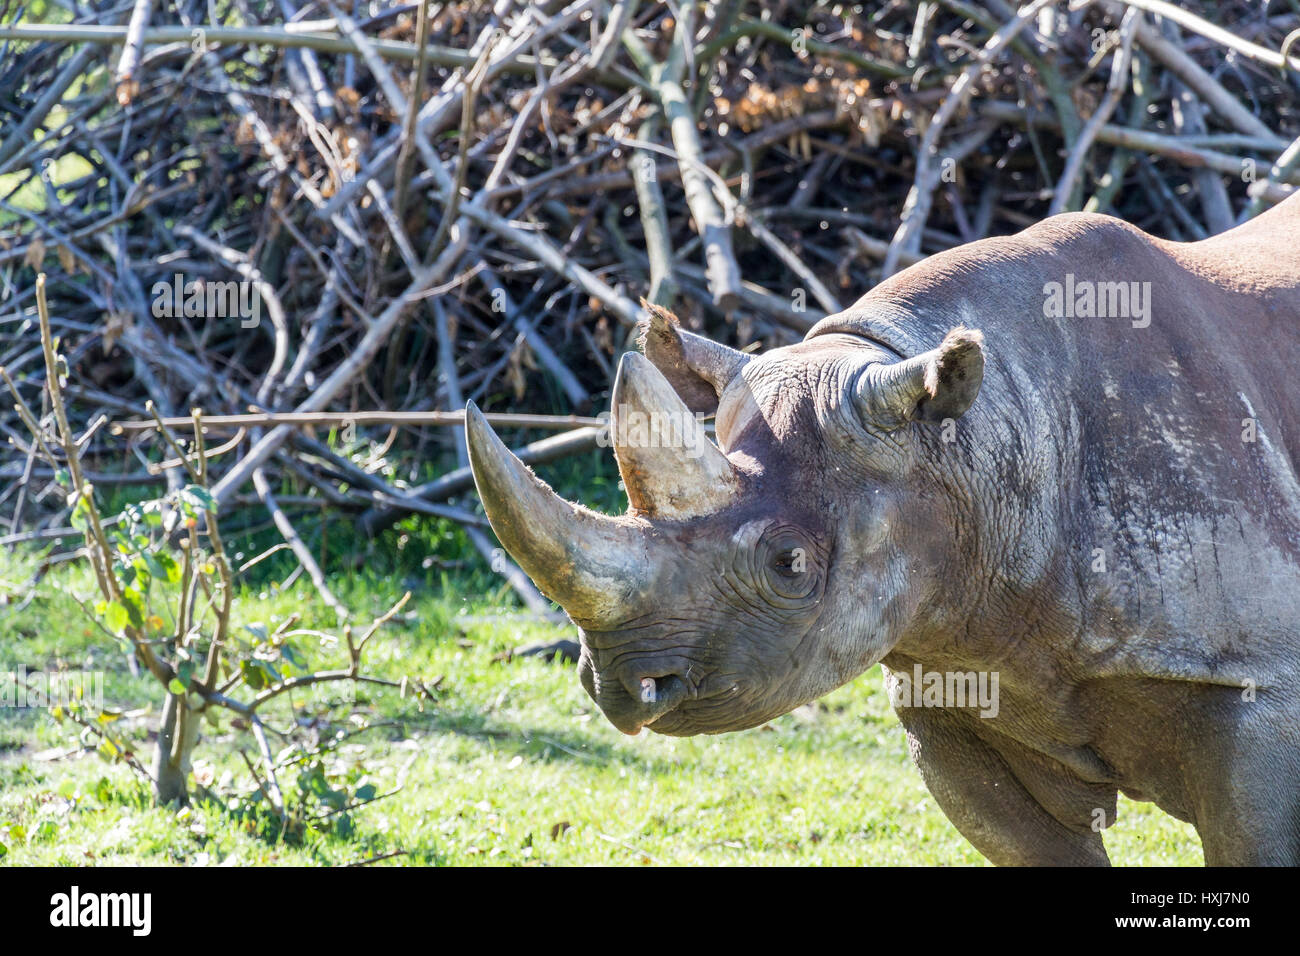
[805,302,945,361]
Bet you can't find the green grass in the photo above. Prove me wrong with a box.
[0,547,1202,866]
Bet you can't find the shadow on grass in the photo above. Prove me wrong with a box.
[389,702,689,775]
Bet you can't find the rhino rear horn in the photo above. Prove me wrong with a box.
[637,301,751,416]
[465,401,652,626]
[854,327,985,427]
[612,351,741,519]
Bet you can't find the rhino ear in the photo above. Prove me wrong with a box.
[636,301,751,417]
[855,327,985,427]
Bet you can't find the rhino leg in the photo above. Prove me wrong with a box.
[1196,807,1300,867]
[1184,703,1300,866]
[893,702,1110,866]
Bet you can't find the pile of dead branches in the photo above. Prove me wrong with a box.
[1,0,1297,607]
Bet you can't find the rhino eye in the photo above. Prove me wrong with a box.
[760,534,822,604]
[772,550,802,578]
[727,521,824,607]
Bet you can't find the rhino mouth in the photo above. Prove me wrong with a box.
[579,660,692,735]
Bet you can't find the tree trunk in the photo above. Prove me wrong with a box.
[151,691,199,805]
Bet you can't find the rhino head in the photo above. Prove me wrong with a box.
[466,304,985,736]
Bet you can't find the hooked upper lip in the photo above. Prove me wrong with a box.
[615,674,690,735]
[582,665,692,735]
[626,674,690,734]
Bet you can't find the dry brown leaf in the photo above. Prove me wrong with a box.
[507,345,526,401]
[23,238,45,269]
[56,243,77,275]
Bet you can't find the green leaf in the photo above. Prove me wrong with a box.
[69,493,92,531]
[102,601,129,633]
[119,587,145,629]
[180,484,217,515]
[131,555,154,585]
[239,660,266,690]
[153,551,181,584]
[123,501,164,531]
[279,642,306,672]
[142,551,167,581]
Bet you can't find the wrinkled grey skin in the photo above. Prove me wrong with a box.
[468,193,1300,866]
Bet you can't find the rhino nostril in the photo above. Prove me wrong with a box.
[629,673,687,709]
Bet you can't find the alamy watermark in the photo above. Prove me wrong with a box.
[889,664,1000,718]
[596,406,712,460]
[151,273,260,328]
[50,886,151,936]
[1043,273,1151,328]
[1,665,104,712]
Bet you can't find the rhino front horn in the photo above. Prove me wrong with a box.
[465,401,652,626]
[612,352,741,519]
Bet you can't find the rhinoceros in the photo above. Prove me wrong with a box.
[465,193,1300,866]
